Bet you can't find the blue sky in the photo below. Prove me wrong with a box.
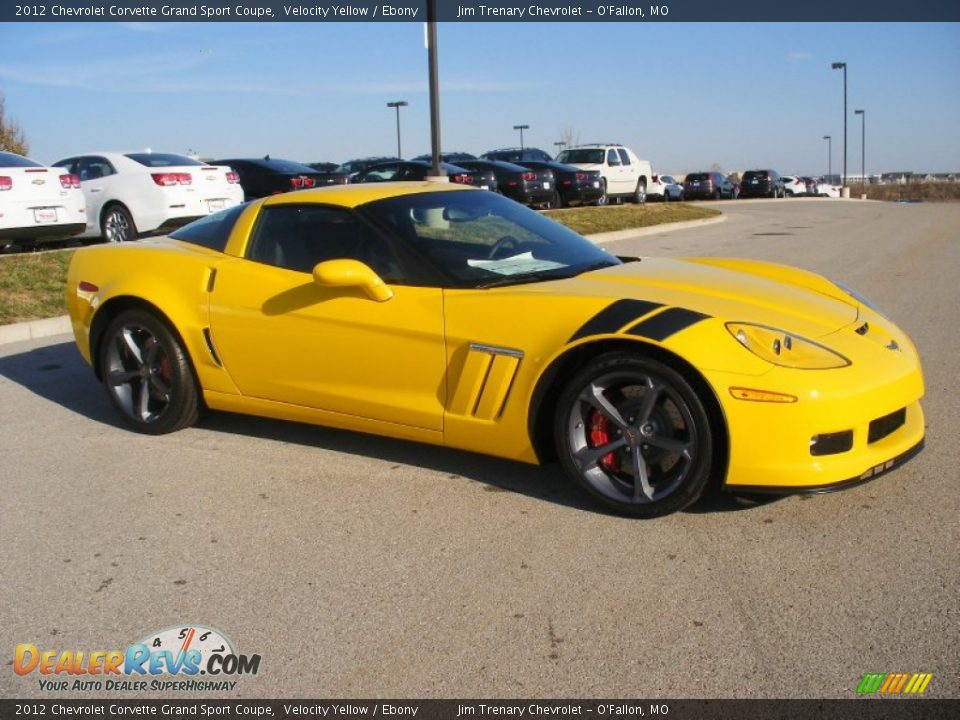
[1,21,958,176]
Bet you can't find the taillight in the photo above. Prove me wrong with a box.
[152,173,191,186]
[522,172,536,181]
[225,171,240,184]
[303,177,315,188]
[575,172,588,181]
[78,281,99,293]
[451,174,473,184]
[290,177,303,188]
[60,174,81,189]
[0,176,12,191]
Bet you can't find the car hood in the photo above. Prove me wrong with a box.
[519,257,860,339]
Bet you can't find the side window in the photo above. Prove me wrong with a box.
[53,158,79,174]
[78,157,115,182]
[363,165,400,182]
[606,149,621,167]
[617,149,631,166]
[246,205,404,283]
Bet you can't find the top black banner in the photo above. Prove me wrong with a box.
[3,0,959,23]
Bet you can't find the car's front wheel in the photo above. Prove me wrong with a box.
[101,204,137,243]
[554,353,714,518]
[594,179,608,206]
[99,309,200,435]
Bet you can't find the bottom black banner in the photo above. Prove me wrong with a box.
[1,699,958,720]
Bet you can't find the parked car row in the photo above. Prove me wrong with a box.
[1,142,835,250]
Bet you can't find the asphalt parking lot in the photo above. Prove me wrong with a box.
[1,199,958,700]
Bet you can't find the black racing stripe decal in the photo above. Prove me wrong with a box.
[626,307,710,341]
[569,299,663,343]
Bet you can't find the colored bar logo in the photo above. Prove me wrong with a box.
[857,672,933,694]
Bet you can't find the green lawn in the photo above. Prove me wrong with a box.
[0,202,720,325]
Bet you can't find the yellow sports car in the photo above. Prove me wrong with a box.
[66,183,925,517]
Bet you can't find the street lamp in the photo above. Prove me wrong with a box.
[513,124,530,150]
[554,141,566,153]
[386,100,407,159]
[425,0,444,178]
[831,61,847,188]
[822,135,832,182]
[854,109,865,197]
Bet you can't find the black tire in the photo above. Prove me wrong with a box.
[101,204,138,244]
[554,352,714,518]
[99,309,200,435]
[634,180,647,204]
[713,188,722,200]
[547,191,562,210]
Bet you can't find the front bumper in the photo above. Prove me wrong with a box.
[706,352,925,492]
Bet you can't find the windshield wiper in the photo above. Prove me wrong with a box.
[474,261,617,289]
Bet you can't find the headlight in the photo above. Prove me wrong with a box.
[835,281,888,319]
[726,323,850,369]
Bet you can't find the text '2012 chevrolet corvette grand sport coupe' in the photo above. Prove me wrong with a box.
[66,183,924,517]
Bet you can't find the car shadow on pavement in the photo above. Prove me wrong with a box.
[0,339,776,517]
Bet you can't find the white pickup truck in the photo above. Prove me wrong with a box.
[555,144,654,205]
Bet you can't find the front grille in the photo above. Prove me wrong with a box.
[869,408,906,444]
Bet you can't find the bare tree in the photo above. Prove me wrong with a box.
[0,93,29,156]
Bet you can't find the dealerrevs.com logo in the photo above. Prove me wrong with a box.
[857,672,934,695]
[14,625,261,692]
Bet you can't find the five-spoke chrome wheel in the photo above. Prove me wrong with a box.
[100,310,200,434]
[555,353,713,517]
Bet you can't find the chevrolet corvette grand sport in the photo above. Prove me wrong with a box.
[66,183,925,517]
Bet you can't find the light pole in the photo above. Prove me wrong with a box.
[513,124,529,150]
[854,109,865,197]
[426,0,444,178]
[554,141,566,153]
[823,135,832,182]
[831,61,847,188]
[386,100,407,159]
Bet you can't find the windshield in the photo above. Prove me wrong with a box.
[361,190,620,289]
[556,148,605,165]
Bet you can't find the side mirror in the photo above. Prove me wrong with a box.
[312,259,393,302]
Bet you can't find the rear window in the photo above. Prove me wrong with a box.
[742,170,769,181]
[0,152,42,168]
[125,153,205,168]
[169,203,247,252]
[686,173,709,181]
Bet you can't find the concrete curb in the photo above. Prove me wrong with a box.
[0,315,71,346]
[0,213,729,346]
[586,212,727,244]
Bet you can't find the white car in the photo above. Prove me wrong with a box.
[555,144,653,204]
[814,180,841,198]
[0,151,86,246]
[782,175,810,197]
[52,151,243,243]
[649,174,684,201]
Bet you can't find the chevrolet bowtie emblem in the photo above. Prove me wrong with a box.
[32,178,45,185]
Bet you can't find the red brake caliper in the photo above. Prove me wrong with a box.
[159,354,172,384]
[588,410,619,472]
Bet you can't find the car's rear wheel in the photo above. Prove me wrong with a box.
[554,353,714,518]
[546,191,562,210]
[101,204,137,243]
[99,310,200,435]
[633,180,647,204]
